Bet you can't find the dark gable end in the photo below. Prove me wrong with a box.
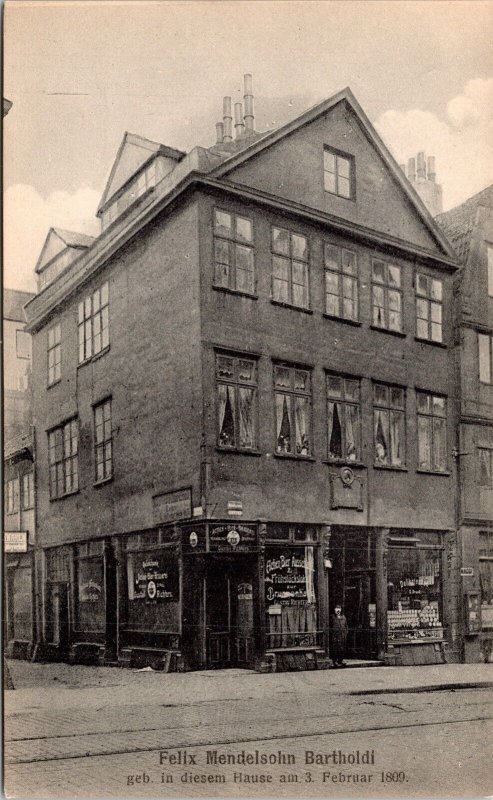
[213,90,453,259]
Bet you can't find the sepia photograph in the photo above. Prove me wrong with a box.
[2,1,493,797]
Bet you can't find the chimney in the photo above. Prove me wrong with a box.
[427,156,436,183]
[416,151,426,180]
[223,97,233,142]
[407,157,416,182]
[399,163,407,176]
[215,122,224,144]
[243,73,255,132]
[234,102,245,138]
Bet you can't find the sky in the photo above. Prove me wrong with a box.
[4,0,493,292]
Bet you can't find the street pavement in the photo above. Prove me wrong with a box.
[3,660,493,799]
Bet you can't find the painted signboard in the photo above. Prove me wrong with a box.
[152,488,192,525]
[4,531,28,553]
[129,554,179,602]
[264,547,316,608]
[209,524,257,553]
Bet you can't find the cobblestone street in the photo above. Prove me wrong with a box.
[4,661,493,798]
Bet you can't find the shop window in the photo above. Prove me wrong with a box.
[21,472,34,510]
[373,383,405,467]
[323,148,354,199]
[213,209,255,295]
[94,398,113,482]
[265,545,318,648]
[271,227,309,309]
[372,260,402,333]
[479,448,493,487]
[479,333,493,384]
[480,532,493,629]
[47,323,61,386]
[324,244,358,321]
[216,353,257,450]
[78,282,109,363]
[387,537,443,643]
[415,273,443,342]
[327,374,361,462]
[75,543,105,634]
[417,391,447,472]
[48,418,79,498]
[274,364,312,457]
[6,478,19,514]
[125,548,180,632]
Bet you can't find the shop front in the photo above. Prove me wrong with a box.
[5,547,35,660]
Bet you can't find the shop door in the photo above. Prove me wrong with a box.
[48,583,70,650]
[345,573,377,659]
[206,559,255,668]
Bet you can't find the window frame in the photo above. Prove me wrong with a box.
[94,398,113,483]
[213,208,255,296]
[6,478,19,514]
[215,352,259,452]
[273,362,313,458]
[21,472,34,510]
[323,146,355,200]
[478,333,493,384]
[47,322,62,386]
[271,227,310,310]
[326,373,362,463]
[478,447,493,488]
[372,382,407,468]
[371,259,403,333]
[78,282,109,365]
[416,391,448,473]
[48,417,79,499]
[415,272,443,343]
[324,243,359,322]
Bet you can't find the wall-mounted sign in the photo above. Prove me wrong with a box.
[209,524,257,553]
[152,488,192,525]
[264,547,316,608]
[237,582,253,601]
[460,567,474,577]
[189,532,198,548]
[181,525,206,552]
[227,499,243,517]
[129,554,179,603]
[330,473,364,510]
[4,531,28,553]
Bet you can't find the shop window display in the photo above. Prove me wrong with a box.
[265,545,318,648]
[387,535,443,642]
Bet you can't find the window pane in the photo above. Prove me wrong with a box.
[416,297,429,320]
[431,322,443,342]
[417,392,430,413]
[238,387,255,448]
[327,374,343,398]
[431,302,442,323]
[390,387,404,409]
[215,210,232,237]
[274,366,290,388]
[390,411,405,466]
[416,274,428,296]
[346,403,359,460]
[238,359,255,382]
[325,271,339,294]
[235,245,254,293]
[374,383,388,406]
[294,369,309,391]
[324,171,336,194]
[273,276,289,303]
[433,417,446,470]
[272,227,290,255]
[217,355,234,379]
[388,309,402,332]
[294,396,310,455]
[375,409,389,464]
[324,244,339,269]
[93,289,101,312]
[479,335,491,383]
[324,151,336,173]
[276,393,292,452]
[215,239,230,286]
[272,254,289,279]
[431,279,442,301]
[417,318,429,339]
[328,401,342,458]
[236,216,252,243]
[291,234,307,261]
[78,302,84,324]
[326,293,339,317]
[488,246,493,297]
[337,156,350,179]
[342,250,356,275]
[372,261,386,283]
[338,176,351,198]
[218,384,236,446]
[388,265,401,287]
[418,415,432,469]
[432,395,446,416]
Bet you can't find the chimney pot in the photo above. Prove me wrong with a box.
[243,73,255,132]
[427,156,436,183]
[216,122,224,144]
[416,151,426,180]
[234,102,245,138]
[223,96,233,142]
[408,157,416,182]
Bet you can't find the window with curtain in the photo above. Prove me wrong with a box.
[373,383,405,466]
[274,364,311,456]
[271,227,309,309]
[417,391,447,471]
[324,244,358,321]
[327,374,360,461]
[372,260,402,332]
[265,546,318,648]
[213,209,254,294]
[416,273,443,342]
[216,353,257,450]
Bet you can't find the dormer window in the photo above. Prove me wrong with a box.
[323,147,354,199]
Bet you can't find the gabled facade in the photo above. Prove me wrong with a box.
[36,228,95,292]
[436,186,493,662]
[25,79,461,670]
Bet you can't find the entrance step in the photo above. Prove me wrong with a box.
[336,659,384,668]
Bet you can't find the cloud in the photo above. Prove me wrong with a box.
[4,184,101,292]
[375,78,493,211]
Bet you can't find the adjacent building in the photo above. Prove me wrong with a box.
[24,79,461,670]
[436,186,493,662]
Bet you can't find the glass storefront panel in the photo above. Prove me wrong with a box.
[265,545,318,647]
[125,547,180,632]
[387,540,443,642]
[12,565,32,641]
[76,557,105,633]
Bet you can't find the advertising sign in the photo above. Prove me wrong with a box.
[264,547,315,608]
[152,488,192,524]
[181,525,206,552]
[209,524,257,553]
[130,554,179,602]
[4,531,28,553]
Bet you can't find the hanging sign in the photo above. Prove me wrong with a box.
[209,524,257,552]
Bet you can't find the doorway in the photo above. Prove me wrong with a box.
[205,557,256,668]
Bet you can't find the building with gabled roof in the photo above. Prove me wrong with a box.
[35,227,96,292]
[24,76,461,670]
[436,185,493,662]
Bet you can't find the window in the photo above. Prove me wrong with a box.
[323,148,353,199]
[47,323,61,386]
[21,472,34,510]
[271,228,309,309]
[327,374,360,461]
[6,478,19,514]
[274,364,312,456]
[216,354,257,450]
[373,383,406,467]
[479,532,493,628]
[479,333,493,384]
[78,282,109,363]
[372,260,402,332]
[416,273,443,342]
[488,245,493,297]
[94,399,113,482]
[417,392,447,472]
[479,448,493,487]
[48,418,79,498]
[324,244,358,321]
[16,330,31,359]
[213,210,254,294]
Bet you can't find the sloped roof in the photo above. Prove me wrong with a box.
[4,288,35,321]
[97,132,186,214]
[435,185,493,264]
[35,227,95,273]
[54,228,95,249]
